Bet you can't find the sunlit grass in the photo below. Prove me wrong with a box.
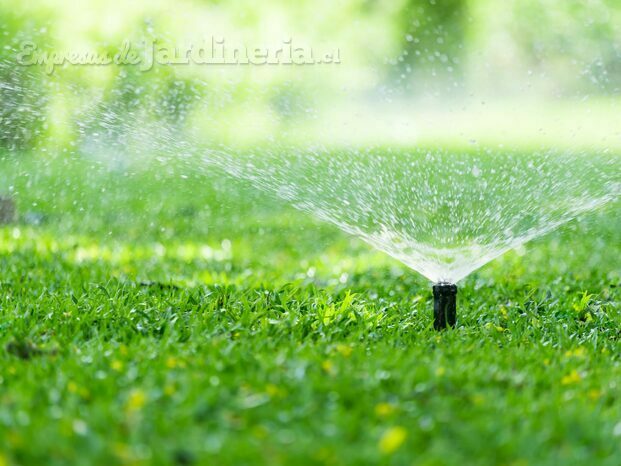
[0,151,619,465]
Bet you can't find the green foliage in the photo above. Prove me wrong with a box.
[0,0,620,461]
[398,0,468,72]
[0,151,619,465]
[510,0,621,93]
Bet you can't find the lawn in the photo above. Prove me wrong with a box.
[0,151,620,466]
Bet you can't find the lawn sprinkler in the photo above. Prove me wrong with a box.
[432,283,457,330]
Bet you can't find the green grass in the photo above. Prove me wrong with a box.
[0,151,620,466]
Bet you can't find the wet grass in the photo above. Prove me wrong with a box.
[0,152,620,465]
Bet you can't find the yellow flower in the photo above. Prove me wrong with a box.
[265,383,286,398]
[79,387,91,400]
[111,360,124,372]
[435,367,446,377]
[67,381,78,393]
[335,344,353,358]
[561,370,582,385]
[113,442,133,462]
[564,347,586,358]
[321,360,335,375]
[587,389,602,400]
[166,356,179,369]
[164,384,176,396]
[126,389,147,412]
[575,347,586,357]
[379,426,407,454]
[375,403,396,418]
[0,452,8,466]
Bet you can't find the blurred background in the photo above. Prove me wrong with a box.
[0,0,619,285]
[1,0,620,152]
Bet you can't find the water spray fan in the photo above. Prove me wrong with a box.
[205,147,619,332]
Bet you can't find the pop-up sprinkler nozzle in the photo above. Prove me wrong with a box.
[432,283,457,330]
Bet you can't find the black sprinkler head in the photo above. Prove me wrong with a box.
[432,283,457,330]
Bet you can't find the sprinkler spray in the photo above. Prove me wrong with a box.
[432,283,457,330]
